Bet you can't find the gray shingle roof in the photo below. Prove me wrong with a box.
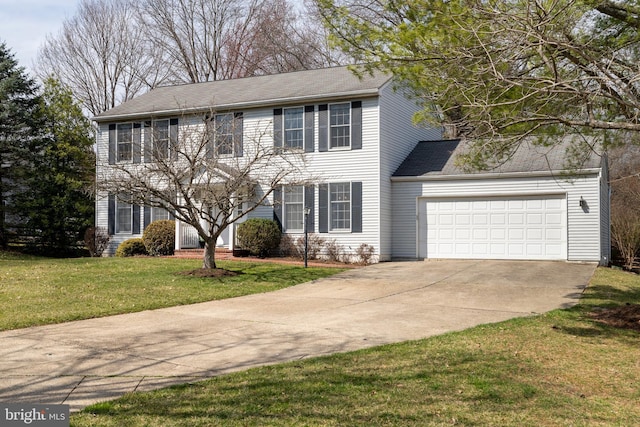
[94,66,392,122]
[393,139,603,177]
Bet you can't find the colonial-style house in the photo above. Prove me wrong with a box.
[93,66,610,264]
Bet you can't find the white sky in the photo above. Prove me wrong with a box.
[0,0,79,76]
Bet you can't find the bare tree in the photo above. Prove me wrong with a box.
[96,112,313,269]
[37,0,166,116]
[140,0,336,84]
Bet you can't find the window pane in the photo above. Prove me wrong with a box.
[329,104,350,149]
[215,113,234,155]
[284,185,304,231]
[152,207,169,221]
[284,107,303,149]
[330,183,350,230]
[117,123,132,161]
[116,198,132,233]
[153,120,169,159]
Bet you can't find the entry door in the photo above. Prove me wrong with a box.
[418,195,567,260]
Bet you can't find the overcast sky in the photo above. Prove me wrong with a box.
[0,0,79,76]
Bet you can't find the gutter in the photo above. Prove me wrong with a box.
[390,168,603,182]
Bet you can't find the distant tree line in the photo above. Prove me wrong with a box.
[37,0,344,116]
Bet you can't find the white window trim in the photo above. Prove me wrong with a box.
[214,113,235,157]
[328,102,351,151]
[283,185,306,233]
[283,106,305,150]
[116,123,134,163]
[329,182,351,231]
[152,119,170,160]
[116,198,133,234]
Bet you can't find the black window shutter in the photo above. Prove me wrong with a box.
[273,108,283,149]
[108,194,115,235]
[273,187,283,229]
[144,206,151,229]
[318,104,328,152]
[234,112,244,157]
[143,121,152,162]
[133,122,142,163]
[132,205,141,234]
[318,184,328,233]
[170,118,179,160]
[305,185,315,233]
[304,105,314,153]
[351,181,362,233]
[351,101,362,150]
[108,124,116,164]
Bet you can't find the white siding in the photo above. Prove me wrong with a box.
[392,172,605,263]
[378,84,442,260]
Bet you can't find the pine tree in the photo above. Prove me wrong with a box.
[0,42,43,249]
[14,78,95,254]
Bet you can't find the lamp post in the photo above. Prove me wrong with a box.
[303,206,310,268]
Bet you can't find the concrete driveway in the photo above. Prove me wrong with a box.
[0,259,595,411]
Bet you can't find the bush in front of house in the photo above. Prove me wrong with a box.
[142,220,175,256]
[236,218,282,257]
[115,238,148,257]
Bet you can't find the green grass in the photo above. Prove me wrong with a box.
[71,266,640,426]
[0,252,345,330]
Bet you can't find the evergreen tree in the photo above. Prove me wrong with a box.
[14,78,95,255]
[0,42,42,249]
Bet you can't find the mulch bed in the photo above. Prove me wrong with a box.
[589,303,640,332]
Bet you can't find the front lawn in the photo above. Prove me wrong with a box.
[0,252,345,331]
[71,266,640,426]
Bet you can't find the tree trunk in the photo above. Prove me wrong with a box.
[202,240,217,269]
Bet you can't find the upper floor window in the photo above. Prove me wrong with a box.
[207,113,243,157]
[284,107,304,149]
[152,120,169,159]
[117,123,133,162]
[330,182,351,230]
[329,103,351,149]
[284,185,305,231]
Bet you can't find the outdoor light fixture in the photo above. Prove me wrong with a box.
[579,196,586,208]
[304,206,311,268]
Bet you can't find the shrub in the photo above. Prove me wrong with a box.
[296,234,325,260]
[325,239,344,263]
[236,218,282,257]
[115,238,148,257]
[278,234,301,258]
[84,226,111,257]
[355,243,376,265]
[142,220,175,256]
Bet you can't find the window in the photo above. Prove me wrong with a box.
[284,107,304,149]
[214,113,234,156]
[330,183,350,230]
[284,185,304,231]
[116,196,133,233]
[151,206,169,222]
[117,123,133,161]
[329,103,350,149]
[153,120,169,159]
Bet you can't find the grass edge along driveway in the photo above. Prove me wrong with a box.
[0,253,346,331]
[69,266,640,426]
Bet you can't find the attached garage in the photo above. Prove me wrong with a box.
[391,140,610,265]
[418,195,567,260]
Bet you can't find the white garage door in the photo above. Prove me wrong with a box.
[419,195,567,260]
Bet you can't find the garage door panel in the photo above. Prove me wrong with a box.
[421,195,566,260]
